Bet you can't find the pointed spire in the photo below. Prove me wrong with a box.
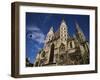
[75,21,86,41]
[62,16,65,22]
[47,26,54,35]
[60,18,68,29]
[61,18,66,25]
[75,21,82,33]
[50,26,53,31]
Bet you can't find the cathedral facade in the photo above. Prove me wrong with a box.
[34,19,89,67]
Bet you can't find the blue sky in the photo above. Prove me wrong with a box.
[26,12,89,63]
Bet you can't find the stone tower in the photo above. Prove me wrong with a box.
[60,19,68,45]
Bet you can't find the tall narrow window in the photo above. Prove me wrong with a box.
[49,44,55,63]
[70,42,73,48]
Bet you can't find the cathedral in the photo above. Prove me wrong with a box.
[34,19,89,67]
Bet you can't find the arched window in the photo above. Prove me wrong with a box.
[70,42,73,48]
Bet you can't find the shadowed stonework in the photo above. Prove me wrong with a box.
[33,19,89,67]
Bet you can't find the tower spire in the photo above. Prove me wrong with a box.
[45,26,54,44]
[61,18,66,25]
[75,21,82,33]
[75,21,86,42]
[50,26,53,32]
[59,18,68,44]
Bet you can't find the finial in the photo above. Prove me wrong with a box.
[62,16,65,23]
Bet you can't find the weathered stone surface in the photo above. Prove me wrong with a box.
[34,19,89,67]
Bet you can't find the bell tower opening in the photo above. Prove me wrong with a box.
[49,44,55,63]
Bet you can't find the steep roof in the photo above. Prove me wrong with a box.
[53,28,60,40]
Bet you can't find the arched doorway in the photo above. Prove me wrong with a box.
[49,44,55,63]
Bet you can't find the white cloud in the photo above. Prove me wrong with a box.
[27,26,40,31]
[34,44,41,51]
[27,26,45,44]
